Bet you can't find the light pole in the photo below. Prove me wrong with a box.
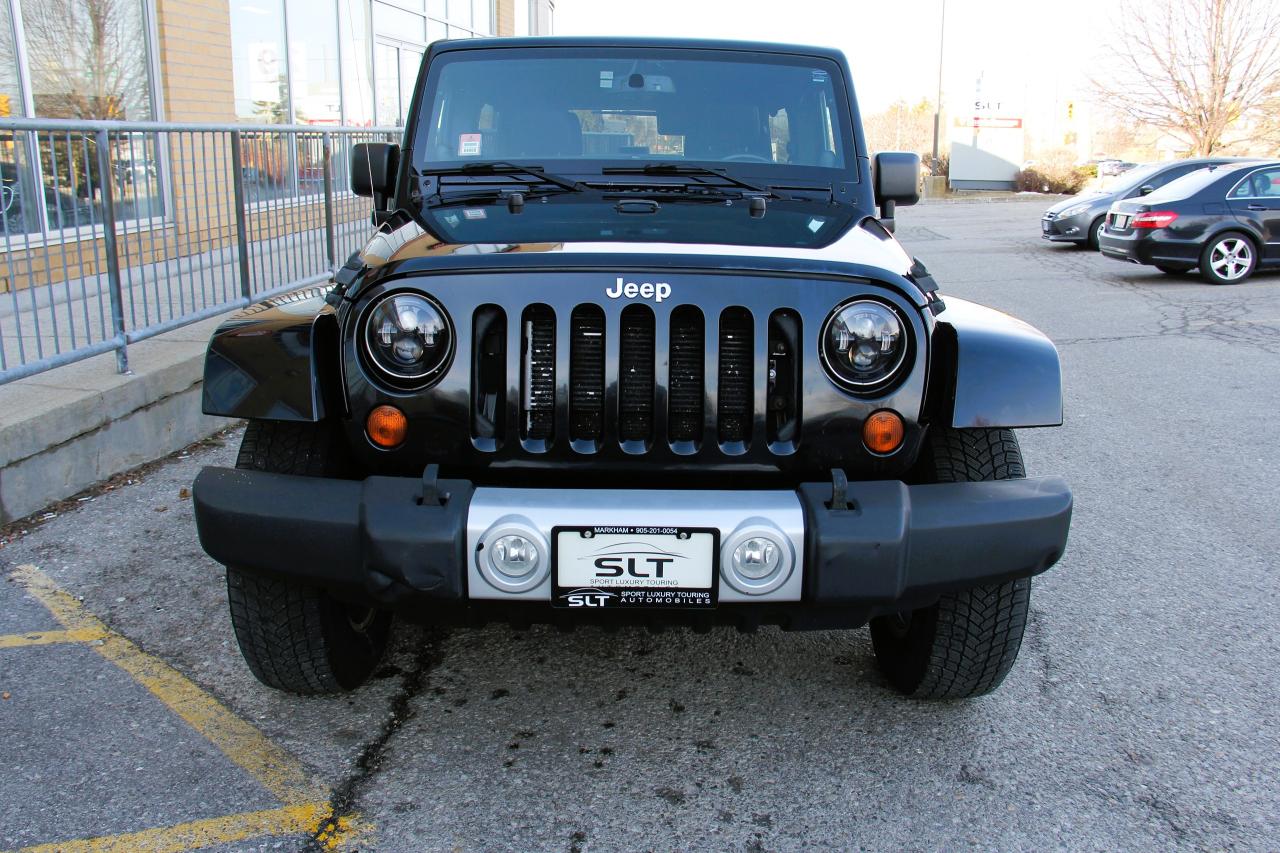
[930,0,947,175]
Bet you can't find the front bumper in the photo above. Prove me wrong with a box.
[1041,213,1089,242]
[192,467,1072,625]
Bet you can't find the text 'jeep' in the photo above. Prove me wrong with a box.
[193,38,1072,700]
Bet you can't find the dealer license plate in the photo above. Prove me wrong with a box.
[552,526,719,609]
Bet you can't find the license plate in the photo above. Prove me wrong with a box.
[552,526,719,609]
[1041,220,1051,232]
[1112,214,1128,229]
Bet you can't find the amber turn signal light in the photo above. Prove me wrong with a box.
[863,410,904,454]
[367,405,408,448]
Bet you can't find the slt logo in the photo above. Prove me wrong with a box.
[580,541,687,579]
[561,588,618,607]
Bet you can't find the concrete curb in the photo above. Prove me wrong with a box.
[0,314,232,524]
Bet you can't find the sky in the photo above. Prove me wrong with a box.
[553,0,1112,117]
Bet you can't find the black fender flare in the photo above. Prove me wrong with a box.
[928,297,1063,429]
[202,287,342,422]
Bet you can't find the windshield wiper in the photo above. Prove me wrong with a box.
[600,164,771,195]
[420,161,582,192]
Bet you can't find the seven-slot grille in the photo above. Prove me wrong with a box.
[481,304,800,453]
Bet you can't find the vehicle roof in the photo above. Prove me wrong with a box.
[429,36,848,62]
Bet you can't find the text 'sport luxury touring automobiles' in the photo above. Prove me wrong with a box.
[191,37,1073,702]
[1099,160,1280,284]
[1040,157,1254,249]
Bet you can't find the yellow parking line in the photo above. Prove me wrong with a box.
[0,628,107,649]
[14,802,350,853]
[8,564,329,807]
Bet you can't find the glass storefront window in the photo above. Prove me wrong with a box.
[372,2,425,41]
[230,0,289,123]
[471,0,491,37]
[8,0,161,235]
[21,0,155,120]
[339,0,374,126]
[287,0,341,125]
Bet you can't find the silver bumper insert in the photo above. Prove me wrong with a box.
[466,488,805,603]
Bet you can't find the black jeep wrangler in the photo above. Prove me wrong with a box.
[193,38,1072,700]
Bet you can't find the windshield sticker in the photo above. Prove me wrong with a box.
[808,217,826,233]
[811,69,829,83]
[458,133,482,157]
[599,70,614,89]
[463,208,487,220]
[442,213,460,227]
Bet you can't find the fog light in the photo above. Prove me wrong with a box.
[732,537,781,579]
[476,517,549,594]
[491,534,539,578]
[721,520,794,595]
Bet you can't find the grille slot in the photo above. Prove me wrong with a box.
[618,305,656,443]
[668,306,705,444]
[767,309,801,447]
[521,304,555,442]
[569,305,605,443]
[471,305,506,444]
[718,307,754,446]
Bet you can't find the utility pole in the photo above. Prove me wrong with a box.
[931,0,947,175]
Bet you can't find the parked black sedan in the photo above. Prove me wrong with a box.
[1041,157,1252,249]
[1098,161,1280,284]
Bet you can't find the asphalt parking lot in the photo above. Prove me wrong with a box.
[2,196,1279,852]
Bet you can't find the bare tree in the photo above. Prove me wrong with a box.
[1094,0,1280,156]
[21,0,152,120]
[864,99,937,157]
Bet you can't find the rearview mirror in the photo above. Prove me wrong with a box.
[1138,184,1155,196]
[351,142,399,202]
[873,152,921,232]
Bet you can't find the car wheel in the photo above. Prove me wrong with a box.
[1155,264,1192,275]
[225,420,392,695]
[1086,216,1105,250]
[1199,233,1257,285]
[869,427,1032,700]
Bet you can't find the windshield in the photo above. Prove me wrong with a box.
[412,47,853,172]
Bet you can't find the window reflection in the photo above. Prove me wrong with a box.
[287,0,341,125]
[230,0,288,123]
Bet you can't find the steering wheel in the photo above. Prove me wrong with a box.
[723,154,772,163]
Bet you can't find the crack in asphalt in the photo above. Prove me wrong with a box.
[307,627,451,850]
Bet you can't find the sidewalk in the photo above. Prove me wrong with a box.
[0,309,232,524]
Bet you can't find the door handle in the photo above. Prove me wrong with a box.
[1247,203,1269,211]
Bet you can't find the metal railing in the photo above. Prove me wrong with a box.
[0,118,399,384]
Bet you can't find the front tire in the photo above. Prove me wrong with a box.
[1086,216,1105,250]
[1199,233,1257,285]
[225,420,391,694]
[870,427,1032,699]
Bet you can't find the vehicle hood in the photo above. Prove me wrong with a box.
[1044,191,1111,215]
[354,213,929,305]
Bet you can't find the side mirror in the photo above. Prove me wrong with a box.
[350,142,399,202]
[873,152,921,233]
[1138,184,1155,196]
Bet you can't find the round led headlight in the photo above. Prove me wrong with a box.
[363,292,453,385]
[820,300,908,392]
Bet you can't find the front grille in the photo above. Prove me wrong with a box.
[618,306,655,442]
[717,307,754,444]
[521,305,556,441]
[668,306,704,443]
[487,302,794,454]
[569,306,605,442]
